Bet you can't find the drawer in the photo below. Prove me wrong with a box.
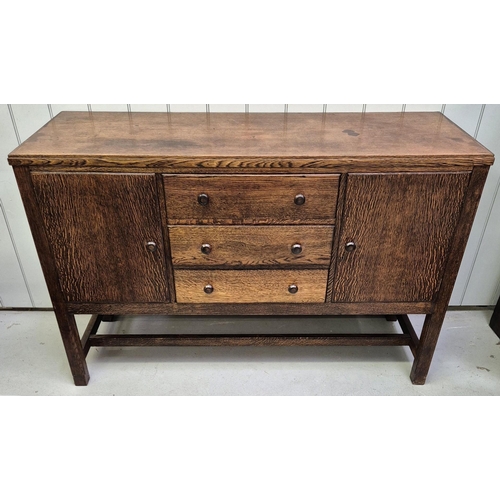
[169,225,334,268]
[164,175,340,224]
[175,269,328,303]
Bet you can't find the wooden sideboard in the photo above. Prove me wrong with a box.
[490,297,500,338]
[8,111,495,386]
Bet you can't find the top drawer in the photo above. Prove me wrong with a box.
[164,175,340,224]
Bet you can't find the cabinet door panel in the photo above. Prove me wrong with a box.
[333,173,470,303]
[32,173,169,303]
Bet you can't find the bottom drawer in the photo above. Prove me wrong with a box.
[175,269,328,303]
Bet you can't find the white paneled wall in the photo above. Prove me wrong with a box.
[0,105,51,307]
[1,104,499,308]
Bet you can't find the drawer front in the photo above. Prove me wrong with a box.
[169,225,334,268]
[164,175,340,224]
[175,269,328,303]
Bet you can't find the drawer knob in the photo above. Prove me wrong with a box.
[291,243,302,255]
[204,284,214,294]
[294,194,306,205]
[288,284,299,294]
[146,241,157,252]
[198,193,209,206]
[345,241,357,252]
[201,243,212,255]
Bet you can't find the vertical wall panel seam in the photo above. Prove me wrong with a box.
[47,105,53,119]
[459,104,492,305]
[7,104,21,145]
[461,176,500,304]
[474,104,486,139]
[0,198,35,307]
[6,104,36,304]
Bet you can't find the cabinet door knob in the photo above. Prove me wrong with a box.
[288,284,299,294]
[146,241,157,252]
[198,193,209,206]
[204,284,214,294]
[291,243,302,255]
[345,241,356,252]
[201,243,212,255]
[294,194,306,205]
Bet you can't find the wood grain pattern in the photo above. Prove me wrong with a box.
[156,173,177,302]
[88,333,412,348]
[332,173,470,303]
[168,225,334,268]
[66,301,435,315]
[164,175,339,225]
[410,166,490,384]
[174,269,328,303]
[13,166,90,385]
[9,112,494,386]
[8,112,494,167]
[20,158,480,172]
[326,173,347,301]
[32,173,169,303]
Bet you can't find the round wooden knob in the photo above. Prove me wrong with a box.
[204,284,214,294]
[201,243,212,255]
[288,284,298,294]
[146,241,157,252]
[291,243,302,255]
[294,194,306,205]
[345,241,356,252]
[198,193,209,206]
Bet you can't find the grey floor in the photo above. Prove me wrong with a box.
[0,309,499,395]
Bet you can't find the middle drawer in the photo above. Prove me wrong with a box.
[168,225,334,268]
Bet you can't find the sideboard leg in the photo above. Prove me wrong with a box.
[489,296,500,338]
[102,315,119,322]
[410,311,446,385]
[53,305,90,386]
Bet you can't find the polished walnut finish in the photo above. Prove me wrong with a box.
[8,111,492,166]
[164,175,339,225]
[175,269,328,303]
[333,172,470,303]
[31,172,169,303]
[8,111,494,386]
[168,225,334,268]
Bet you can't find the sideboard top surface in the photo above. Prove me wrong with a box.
[8,111,494,168]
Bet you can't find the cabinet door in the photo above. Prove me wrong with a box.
[332,173,470,303]
[32,173,169,303]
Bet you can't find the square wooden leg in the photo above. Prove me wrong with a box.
[53,305,90,386]
[410,311,447,385]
